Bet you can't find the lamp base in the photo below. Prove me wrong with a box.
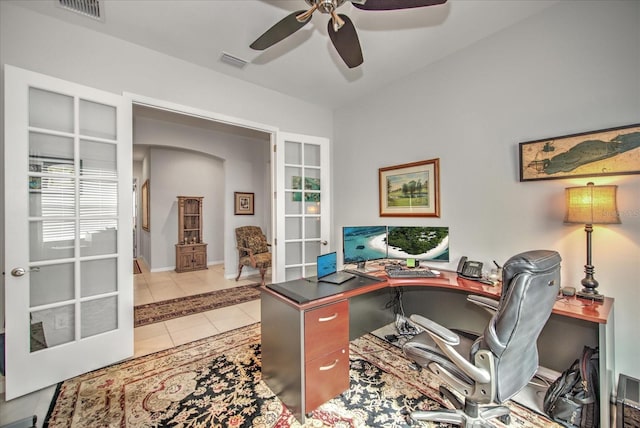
[576,289,605,302]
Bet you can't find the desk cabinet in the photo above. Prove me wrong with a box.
[261,291,349,423]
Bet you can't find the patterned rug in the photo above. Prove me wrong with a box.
[134,284,261,327]
[43,323,559,427]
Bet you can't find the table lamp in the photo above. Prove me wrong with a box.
[564,182,620,301]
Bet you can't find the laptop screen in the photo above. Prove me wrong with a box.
[317,252,338,278]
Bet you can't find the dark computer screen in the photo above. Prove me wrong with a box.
[386,226,449,262]
[342,226,388,264]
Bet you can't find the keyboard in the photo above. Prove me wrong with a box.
[386,269,438,278]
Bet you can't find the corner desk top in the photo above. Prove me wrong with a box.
[262,268,613,325]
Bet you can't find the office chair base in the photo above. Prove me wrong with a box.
[407,404,510,428]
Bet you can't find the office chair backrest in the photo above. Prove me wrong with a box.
[480,250,561,402]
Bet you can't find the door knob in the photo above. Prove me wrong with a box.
[322,240,328,245]
[11,267,26,277]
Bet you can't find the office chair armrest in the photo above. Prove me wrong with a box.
[409,314,459,345]
[410,314,491,385]
[467,295,498,313]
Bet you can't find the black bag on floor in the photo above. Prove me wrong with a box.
[543,346,599,427]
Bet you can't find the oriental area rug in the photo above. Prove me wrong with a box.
[134,284,261,327]
[43,323,559,428]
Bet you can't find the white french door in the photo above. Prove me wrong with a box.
[3,65,133,399]
[274,132,331,281]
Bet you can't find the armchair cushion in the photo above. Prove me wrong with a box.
[244,233,269,255]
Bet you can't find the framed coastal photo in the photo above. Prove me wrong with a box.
[519,123,640,182]
[234,192,254,215]
[379,158,440,217]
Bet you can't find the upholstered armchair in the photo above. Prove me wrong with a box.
[402,250,561,426]
[235,226,271,286]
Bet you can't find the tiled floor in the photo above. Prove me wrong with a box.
[0,260,268,427]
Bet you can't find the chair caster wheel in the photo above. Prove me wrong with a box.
[498,414,511,424]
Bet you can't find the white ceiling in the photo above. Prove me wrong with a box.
[12,0,559,109]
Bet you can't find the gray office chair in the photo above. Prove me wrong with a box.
[402,250,561,427]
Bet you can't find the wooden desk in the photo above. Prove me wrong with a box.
[261,269,614,424]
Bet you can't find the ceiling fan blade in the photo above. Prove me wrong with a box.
[250,10,312,50]
[327,14,363,69]
[352,0,447,11]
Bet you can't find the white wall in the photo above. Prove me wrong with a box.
[334,0,640,381]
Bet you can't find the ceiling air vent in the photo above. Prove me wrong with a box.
[58,0,102,20]
[220,52,248,69]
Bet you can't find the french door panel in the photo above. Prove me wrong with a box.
[4,65,133,399]
[275,132,330,282]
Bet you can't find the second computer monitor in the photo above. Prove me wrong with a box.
[387,226,449,262]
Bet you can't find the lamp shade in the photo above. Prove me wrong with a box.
[564,182,621,225]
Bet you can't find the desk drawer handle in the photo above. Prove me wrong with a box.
[319,359,339,371]
[318,313,338,322]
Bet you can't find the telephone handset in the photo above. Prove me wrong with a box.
[457,256,483,279]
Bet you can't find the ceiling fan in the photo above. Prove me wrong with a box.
[250,0,448,69]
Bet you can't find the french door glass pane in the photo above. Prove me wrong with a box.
[30,304,75,351]
[285,217,301,240]
[284,141,301,164]
[285,192,302,215]
[305,241,320,264]
[29,133,74,170]
[28,88,73,133]
[304,143,320,167]
[81,296,117,338]
[80,140,117,178]
[29,177,75,217]
[304,217,320,239]
[29,263,74,307]
[285,267,302,281]
[81,258,117,297]
[80,219,117,256]
[29,220,75,262]
[285,242,302,265]
[79,100,117,139]
[80,180,118,216]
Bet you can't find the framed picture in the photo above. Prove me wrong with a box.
[234,192,255,215]
[379,158,440,217]
[141,180,150,231]
[519,123,640,182]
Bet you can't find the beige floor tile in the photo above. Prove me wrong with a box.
[169,324,220,347]
[134,322,169,341]
[133,334,174,358]
[134,287,154,305]
[203,306,256,332]
[148,285,187,302]
[236,300,261,322]
[164,313,212,334]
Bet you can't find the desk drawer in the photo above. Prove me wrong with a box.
[304,300,349,362]
[305,347,350,412]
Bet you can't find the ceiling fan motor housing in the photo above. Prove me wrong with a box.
[305,0,348,14]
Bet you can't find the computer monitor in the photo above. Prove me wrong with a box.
[342,226,388,264]
[386,226,449,262]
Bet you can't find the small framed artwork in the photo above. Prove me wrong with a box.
[141,180,150,231]
[234,192,255,215]
[519,123,640,181]
[379,158,440,217]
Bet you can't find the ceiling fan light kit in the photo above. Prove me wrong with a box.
[250,0,448,69]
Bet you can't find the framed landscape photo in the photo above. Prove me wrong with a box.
[379,158,440,217]
[234,192,254,215]
[141,180,150,231]
[519,123,640,182]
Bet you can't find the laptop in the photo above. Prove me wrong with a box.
[316,252,355,284]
